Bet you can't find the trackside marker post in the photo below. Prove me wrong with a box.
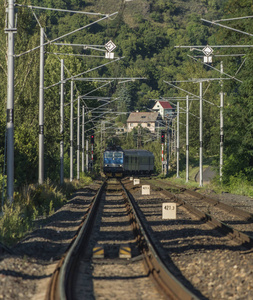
[142,185,150,195]
[133,179,140,185]
[162,203,176,219]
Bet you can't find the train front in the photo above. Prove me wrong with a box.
[103,149,124,177]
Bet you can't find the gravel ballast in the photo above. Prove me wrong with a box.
[0,181,252,299]
[0,184,100,300]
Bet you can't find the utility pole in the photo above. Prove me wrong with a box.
[39,28,44,185]
[60,59,64,185]
[6,0,16,203]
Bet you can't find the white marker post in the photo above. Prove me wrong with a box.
[162,203,176,219]
[133,179,140,185]
[142,185,150,195]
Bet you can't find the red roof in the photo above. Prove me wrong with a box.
[158,101,173,109]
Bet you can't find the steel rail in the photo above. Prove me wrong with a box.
[144,180,253,249]
[154,179,253,221]
[121,180,198,300]
[46,178,198,299]
[45,180,106,300]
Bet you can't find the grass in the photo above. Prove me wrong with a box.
[163,162,253,198]
[0,174,93,246]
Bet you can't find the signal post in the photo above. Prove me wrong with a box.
[90,134,94,172]
[161,130,165,175]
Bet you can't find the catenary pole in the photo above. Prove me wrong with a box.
[39,28,44,185]
[86,139,89,172]
[199,82,203,187]
[60,59,64,185]
[176,101,180,178]
[82,105,85,173]
[6,0,16,203]
[186,95,189,182]
[166,119,169,176]
[77,96,80,179]
[220,61,224,181]
[70,81,74,181]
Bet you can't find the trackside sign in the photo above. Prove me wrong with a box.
[162,203,176,219]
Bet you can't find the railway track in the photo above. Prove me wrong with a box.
[43,177,253,299]
[45,178,196,300]
[144,178,253,246]
[129,177,253,299]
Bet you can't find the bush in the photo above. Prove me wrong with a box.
[0,175,92,246]
[0,204,30,246]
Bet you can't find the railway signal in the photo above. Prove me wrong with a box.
[91,134,94,144]
[161,131,165,143]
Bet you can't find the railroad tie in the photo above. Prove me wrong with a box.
[119,244,131,259]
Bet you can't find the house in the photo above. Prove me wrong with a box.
[152,101,174,120]
[126,112,162,133]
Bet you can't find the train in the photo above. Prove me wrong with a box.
[103,146,154,177]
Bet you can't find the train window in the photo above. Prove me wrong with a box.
[105,152,113,158]
[114,152,123,158]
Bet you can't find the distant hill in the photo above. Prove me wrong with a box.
[84,0,225,28]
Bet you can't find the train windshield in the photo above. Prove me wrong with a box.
[104,152,123,158]
[104,152,113,158]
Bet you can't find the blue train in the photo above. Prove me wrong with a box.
[103,146,154,177]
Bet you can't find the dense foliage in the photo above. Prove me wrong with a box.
[1,0,253,198]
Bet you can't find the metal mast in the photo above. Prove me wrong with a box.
[39,28,45,185]
[60,59,64,184]
[199,82,203,187]
[186,95,189,182]
[176,101,180,178]
[220,61,224,181]
[6,0,16,203]
[70,81,74,181]
[77,96,80,179]
[82,105,85,173]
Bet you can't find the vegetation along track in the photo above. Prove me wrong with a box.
[45,178,196,300]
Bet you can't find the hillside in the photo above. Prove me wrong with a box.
[84,0,224,27]
[1,0,253,188]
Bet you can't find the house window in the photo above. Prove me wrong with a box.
[147,123,151,127]
[141,116,146,119]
